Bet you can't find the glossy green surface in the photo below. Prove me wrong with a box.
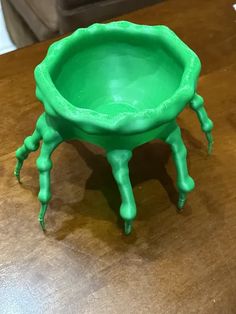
[54,38,182,115]
[34,22,201,134]
[15,22,213,234]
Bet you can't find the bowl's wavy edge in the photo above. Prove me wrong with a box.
[34,21,201,135]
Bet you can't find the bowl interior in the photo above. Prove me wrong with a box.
[52,31,184,116]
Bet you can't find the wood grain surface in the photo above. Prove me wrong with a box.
[0,0,236,313]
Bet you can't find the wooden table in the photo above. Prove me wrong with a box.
[0,0,236,313]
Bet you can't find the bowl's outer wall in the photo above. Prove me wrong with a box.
[47,113,177,151]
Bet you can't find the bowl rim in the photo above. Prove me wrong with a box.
[35,21,201,135]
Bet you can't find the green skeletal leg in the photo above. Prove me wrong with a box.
[14,129,42,182]
[190,93,214,154]
[165,126,195,209]
[107,150,136,235]
[36,136,62,230]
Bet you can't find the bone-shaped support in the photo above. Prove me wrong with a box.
[190,93,214,154]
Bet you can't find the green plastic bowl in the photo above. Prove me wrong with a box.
[15,22,213,234]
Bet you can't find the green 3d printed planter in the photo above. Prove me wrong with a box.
[15,22,213,234]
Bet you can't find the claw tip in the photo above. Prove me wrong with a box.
[14,171,21,183]
[178,194,186,210]
[39,219,46,231]
[124,220,132,235]
[207,141,213,155]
